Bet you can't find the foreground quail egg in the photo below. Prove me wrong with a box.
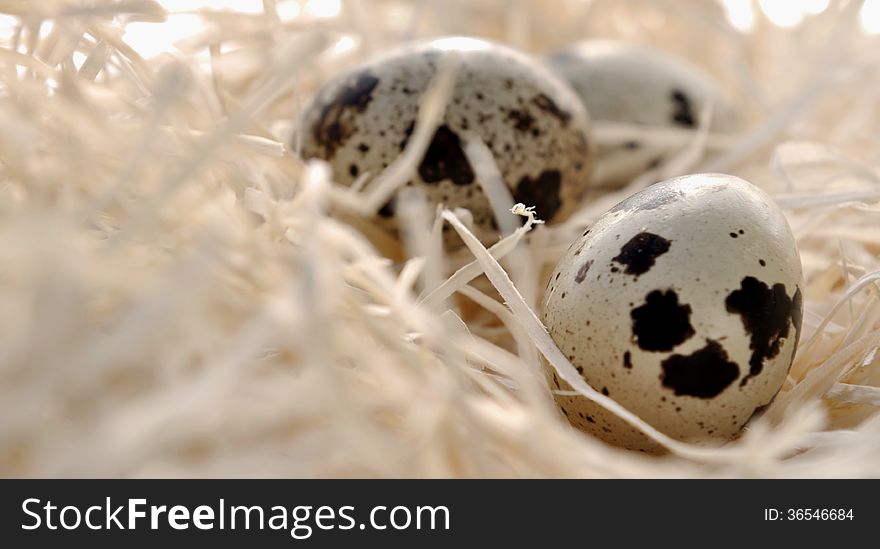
[298,37,593,244]
[546,40,740,188]
[542,173,803,452]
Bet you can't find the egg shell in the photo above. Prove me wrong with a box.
[546,40,740,188]
[298,37,594,244]
[542,174,803,452]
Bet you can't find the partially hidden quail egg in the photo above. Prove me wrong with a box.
[542,173,803,452]
[298,37,594,245]
[546,40,740,188]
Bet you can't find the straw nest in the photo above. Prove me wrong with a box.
[1,0,879,477]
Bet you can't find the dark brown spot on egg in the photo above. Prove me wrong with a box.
[612,232,671,277]
[311,71,380,157]
[623,351,632,369]
[725,276,801,387]
[507,109,536,133]
[574,260,593,283]
[670,89,696,128]
[660,340,740,399]
[513,169,562,222]
[417,124,475,186]
[631,290,695,352]
[532,93,571,125]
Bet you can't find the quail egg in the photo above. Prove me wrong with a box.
[298,37,594,245]
[542,173,803,452]
[546,40,740,188]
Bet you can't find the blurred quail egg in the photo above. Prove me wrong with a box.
[298,37,594,244]
[542,173,803,452]
[546,40,740,188]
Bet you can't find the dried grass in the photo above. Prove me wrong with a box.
[0,0,879,477]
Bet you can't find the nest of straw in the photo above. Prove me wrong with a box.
[1,0,879,477]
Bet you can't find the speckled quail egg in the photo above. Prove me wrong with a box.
[546,40,740,188]
[542,173,803,452]
[298,37,594,245]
